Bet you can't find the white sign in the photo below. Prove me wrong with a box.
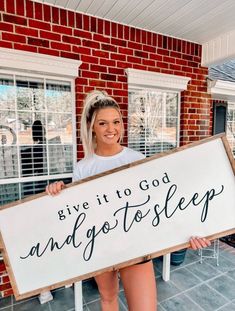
[0,135,234,300]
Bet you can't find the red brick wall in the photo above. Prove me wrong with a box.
[0,259,12,297]
[0,0,212,297]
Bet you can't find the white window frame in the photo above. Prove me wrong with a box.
[0,48,81,198]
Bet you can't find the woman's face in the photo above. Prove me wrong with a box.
[93,108,122,147]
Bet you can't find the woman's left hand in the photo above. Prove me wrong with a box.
[189,237,211,250]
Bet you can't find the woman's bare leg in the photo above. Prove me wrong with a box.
[120,261,157,311]
[95,270,119,311]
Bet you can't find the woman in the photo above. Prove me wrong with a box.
[46,90,211,311]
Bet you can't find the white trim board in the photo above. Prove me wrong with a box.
[125,68,191,91]
[208,79,235,101]
[0,48,81,78]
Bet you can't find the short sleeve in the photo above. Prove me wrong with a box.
[72,162,81,182]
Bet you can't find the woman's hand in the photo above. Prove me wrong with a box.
[46,181,65,196]
[189,237,211,250]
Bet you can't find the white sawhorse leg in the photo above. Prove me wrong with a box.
[162,253,170,281]
[74,281,83,311]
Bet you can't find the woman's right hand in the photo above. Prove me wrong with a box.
[46,181,65,196]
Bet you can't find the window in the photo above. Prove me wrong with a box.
[128,89,179,156]
[126,69,190,157]
[0,72,75,205]
[227,102,235,157]
[0,48,81,207]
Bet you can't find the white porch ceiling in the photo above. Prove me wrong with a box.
[34,0,235,43]
[34,0,235,65]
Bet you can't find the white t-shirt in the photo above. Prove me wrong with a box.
[73,147,145,181]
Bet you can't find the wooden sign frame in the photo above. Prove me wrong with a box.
[0,134,234,300]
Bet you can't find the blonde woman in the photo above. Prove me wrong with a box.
[46,90,210,311]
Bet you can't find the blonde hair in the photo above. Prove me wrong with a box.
[80,90,124,157]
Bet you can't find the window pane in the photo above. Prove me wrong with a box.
[47,113,72,144]
[0,146,18,178]
[21,180,48,198]
[16,76,45,111]
[166,93,178,117]
[0,112,17,145]
[20,145,47,177]
[0,183,19,205]
[46,80,72,112]
[18,112,46,145]
[0,74,15,110]
[48,144,73,174]
[64,145,73,172]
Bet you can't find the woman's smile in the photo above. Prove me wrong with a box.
[93,107,123,155]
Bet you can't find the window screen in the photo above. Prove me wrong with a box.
[128,89,179,157]
[0,73,74,206]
